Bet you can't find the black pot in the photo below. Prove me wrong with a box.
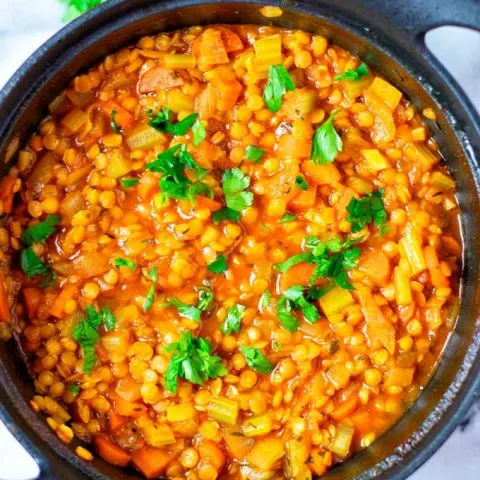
[0,1,479,479]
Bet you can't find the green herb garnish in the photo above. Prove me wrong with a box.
[111,110,121,133]
[20,248,51,278]
[67,384,80,395]
[61,0,102,22]
[165,331,227,393]
[263,64,295,112]
[241,346,274,374]
[114,258,136,270]
[192,119,207,147]
[279,212,297,224]
[311,112,343,164]
[335,63,369,82]
[148,107,198,136]
[213,207,241,225]
[168,286,214,322]
[277,285,320,332]
[245,145,266,163]
[295,175,309,191]
[208,254,227,274]
[222,168,253,212]
[261,291,271,309]
[221,304,245,335]
[120,178,139,188]
[21,215,60,247]
[143,267,158,312]
[346,190,388,234]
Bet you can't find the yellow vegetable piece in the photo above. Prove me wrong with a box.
[384,367,414,388]
[362,148,391,172]
[430,171,455,191]
[331,423,354,458]
[61,108,88,133]
[126,124,167,149]
[142,422,176,446]
[285,438,311,478]
[242,414,273,437]
[393,266,412,305]
[254,34,282,73]
[166,88,195,113]
[400,225,427,275]
[259,6,283,17]
[404,142,439,170]
[363,90,396,144]
[343,75,373,98]
[166,403,196,422]
[164,54,196,69]
[326,363,351,389]
[319,287,355,318]
[105,150,132,179]
[246,437,285,470]
[208,396,239,425]
[366,77,402,110]
[281,88,317,117]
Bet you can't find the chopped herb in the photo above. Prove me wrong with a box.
[67,384,80,395]
[295,175,309,191]
[261,291,271,309]
[276,296,298,332]
[192,119,207,147]
[148,107,198,136]
[346,190,388,233]
[143,285,155,312]
[168,287,214,322]
[114,258,136,270]
[208,254,227,274]
[197,286,214,312]
[241,346,274,374]
[263,64,295,113]
[311,112,343,165]
[72,305,116,375]
[335,62,369,82]
[279,212,297,224]
[276,252,312,273]
[213,207,241,225]
[222,168,254,212]
[245,145,266,163]
[110,110,121,133]
[20,215,60,247]
[164,331,227,393]
[120,178,139,188]
[306,283,334,301]
[62,0,102,22]
[281,285,320,323]
[146,267,158,283]
[221,304,245,335]
[20,248,51,278]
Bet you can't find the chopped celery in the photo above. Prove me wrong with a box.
[208,396,239,425]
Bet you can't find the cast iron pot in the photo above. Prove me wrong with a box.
[0,0,479,479]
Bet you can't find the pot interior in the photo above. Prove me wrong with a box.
[0,2,479,479]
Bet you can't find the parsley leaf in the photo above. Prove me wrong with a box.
[67,384,80,395]
[164,331,227,393]
[110,110,121,133]
[263,64,295,113]
[279,212,297,224]
[20,248,51,278]
[72,305,116,374]
[168,285,214,322]
[241,346,274,374]
[346,190,388,233]
[143,285,155,312]
[311,112,343,164]
[147,267,158,283]
[213,207,241,225]
[222,168,253,212]
[192,119,207,147]
[245,145,266,163]
[61,0,102,21]
[120,178,139,188]
[197,286,214,311]
[221,304,245,335]
[20,215,61,247]
[208,254,227,274]
[295,175,309,191]
[335,63,369,82]
[276,252,312,273]
[276,285,320,331]
[261,291,271,309]
[114,258,136,270]
[148,107,198,136]
[276,296,298,332]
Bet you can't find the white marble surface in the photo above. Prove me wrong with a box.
[0,1,479,479]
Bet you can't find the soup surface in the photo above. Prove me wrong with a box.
[0,20,462,480]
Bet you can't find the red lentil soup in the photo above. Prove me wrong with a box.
[0,17,462,480]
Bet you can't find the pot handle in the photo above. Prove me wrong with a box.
[365,0,480,37]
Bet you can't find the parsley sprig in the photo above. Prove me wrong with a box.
[241,346,274,374]
[213,208,241,225]
[222,168,253,212]
[346,190,388,234]
[245,145,265,163]
[165,331,227,393]
[143,267,158,312]
[311,112,343,164]
[61,0,103,22]
[263,64,295,112]
[148,107,198,136]
[276,285,320,332]
[192,119,207,147]
[221,304,245,335]
[208,255,227,274]
[21,215,61,247]
[114,258,136,270]
[72,305,116,375]
[335,63,369,82]
[168,286,214,322]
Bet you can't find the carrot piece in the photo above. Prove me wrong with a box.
[115,376,142,402]
[211,70,242,111]
[92,435,131,467]
[0,176,17,214]
[278,134,311,159]
[280,262,315,290]
[113,395,148,418]
[331,395,358,421]
[217,27,244,52]
[101,101,135,130]
[302,161,341,185]
[359,249,391,286]
[198,441,226,470]
[22,287,43,319]
[288,187,317,212]
[139,67,184,93]
[196,84,217,120]
[109,410,127,432]
[199,29,229,65]
[195,195,222,212]
[442,235,462,257]
[424,245,440,271]
[49,283,78,319]
[131,446,173,479]
[137,172,158,200]
[0,275,11,324]
[431,268,450,288]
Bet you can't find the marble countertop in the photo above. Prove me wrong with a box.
[0,1,479,479]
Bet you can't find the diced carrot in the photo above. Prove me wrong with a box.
[131,446,173,479]
[198,441,226,470]
[424,245,440,271]
[139,67,184,93]
[431,268,450,288]
[49,283,78,319]
[22,287,43,319]
[196,84,217,120]
[363,90,396,144]
[92,435,131,467]
[211,70,242,111]
[137,172,158,200]
[109,410,127,432]
[195,195,222,212]
[302,161,341,185]
[288,187,317,212]
[0,176,17,214]
[217,27,244,52]
[113,395,148,418]
[359,249,391,286]
[331,395,358,421]
[442,235,462,257]
[280,262,315,290]
[0,275,11,324]
[115,376,142,402]
[199,29,229,65]
[101,101,135,130]
[335,188,356,219]
[278,134,310,159]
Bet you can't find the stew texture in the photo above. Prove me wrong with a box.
[0,18,462,480]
